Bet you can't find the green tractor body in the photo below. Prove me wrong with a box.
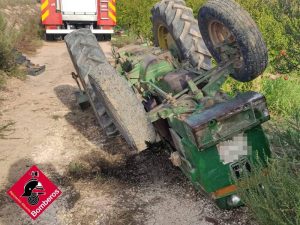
[65,0,271,209]
[113,45,271,208]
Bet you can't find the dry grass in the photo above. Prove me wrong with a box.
[0,0,42,87]
[0,0,36,8]
[0,120,15,139]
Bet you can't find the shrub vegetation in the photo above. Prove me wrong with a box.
[0,0,42,88]
[237,112,300,225]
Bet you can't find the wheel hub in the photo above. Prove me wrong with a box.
[208,20,235,46]
[157,25,180,59]
[208,20,243,69]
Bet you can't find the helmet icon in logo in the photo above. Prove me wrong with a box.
[22,171,46,205]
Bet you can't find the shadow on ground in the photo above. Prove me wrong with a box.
[54,84,131,156]
[54,84,188,186]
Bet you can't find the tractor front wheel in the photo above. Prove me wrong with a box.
[198,0,268,82]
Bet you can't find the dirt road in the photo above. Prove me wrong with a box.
[0,41,252,225]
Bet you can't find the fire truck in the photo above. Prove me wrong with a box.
[41,0,116,41]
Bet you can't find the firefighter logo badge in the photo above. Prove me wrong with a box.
[7,165,62,220]
[22,171,46,206]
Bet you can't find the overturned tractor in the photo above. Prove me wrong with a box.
[65,0,271,209]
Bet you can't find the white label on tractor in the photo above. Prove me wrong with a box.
[217,134,251,164]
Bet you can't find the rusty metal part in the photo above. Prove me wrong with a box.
[153,119,173,144]
[207,21,244,69]
[71,72,83,92]
[163,70,197,93]
[185,91,269,149]
[208,20,235,46]
[174,58,236,99]
[186,92,266,131]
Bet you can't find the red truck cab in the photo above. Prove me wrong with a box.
[41,0,116,40]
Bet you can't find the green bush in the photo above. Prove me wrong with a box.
[238,112,300,225]
[261,75,300,116]
[273,111,300,160]
[0,0,42,87]
[14,15,43,53]
[222,72,300,116]
[0,12,21,88]
[111,31,139,48]
[264,0,300,73]
[117,0,157,39]
[238,158,300,225]
[0,12,16,73]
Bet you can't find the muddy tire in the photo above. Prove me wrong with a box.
[151,0,211,71]
[65,29,156,152]
[198,0,268,82]
[89,67,156,152]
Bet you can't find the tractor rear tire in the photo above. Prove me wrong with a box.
[151,0,211,71]
[88,66,156,152]
[198,0,268,82]
[65,29,156,152]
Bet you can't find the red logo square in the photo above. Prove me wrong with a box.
[7,165,62,220]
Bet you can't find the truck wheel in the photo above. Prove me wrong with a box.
[198,0,268,82]
[88,64,157,152]
[104,34,112,41]
[151,0,211,71]
[95,34,111,42]
[65,29,156,152]
[95,34,104,42]
[45,33,54,41]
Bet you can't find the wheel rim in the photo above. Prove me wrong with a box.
[157,25,180,59]
[208,20,243,68]
[208,20,235,46]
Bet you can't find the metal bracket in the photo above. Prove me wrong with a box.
[71,72,90,110]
